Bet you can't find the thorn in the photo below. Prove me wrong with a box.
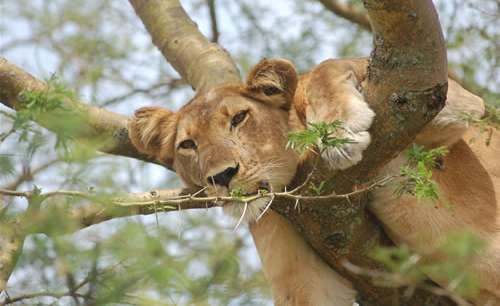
[233,202,248,231]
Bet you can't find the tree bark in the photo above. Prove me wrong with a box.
[272,0,449,304]
[0,223,24,293]
[276,0,449,305]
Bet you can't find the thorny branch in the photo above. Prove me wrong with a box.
[0,174,394,234]
[1,159,61,191]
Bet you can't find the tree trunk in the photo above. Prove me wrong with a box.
[273,0,449,304]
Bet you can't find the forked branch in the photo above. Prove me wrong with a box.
[129,0,240,92]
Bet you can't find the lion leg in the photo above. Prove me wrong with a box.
[304,62,375,171]
[415,78,485,148]
[250,211,356,306]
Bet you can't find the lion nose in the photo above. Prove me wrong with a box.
[207,165,239,187]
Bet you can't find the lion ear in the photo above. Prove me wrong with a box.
[246,58,298,110]
[128,106,178,168]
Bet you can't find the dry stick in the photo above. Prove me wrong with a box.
[0,174,395,236]
[0,174,393,207]
[2,291,86,305]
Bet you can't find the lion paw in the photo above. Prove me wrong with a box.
[321,130,371,170]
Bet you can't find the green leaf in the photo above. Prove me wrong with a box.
[287,121,352,154]
[397,145,448,200]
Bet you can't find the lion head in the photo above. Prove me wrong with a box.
[129,59,302,220]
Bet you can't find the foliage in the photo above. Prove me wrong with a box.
[287,121,352,154]
[465,104,500,145]
[396,145,449,200]
[372,230,485,298]
[229,186,247,200]
[308,181,326,196]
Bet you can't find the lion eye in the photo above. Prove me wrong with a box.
[262,86,281,96]
[178,139,196,150]
[231,110,249,128]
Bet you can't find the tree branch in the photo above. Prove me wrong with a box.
[0,226,24,293]
[1,159,60,191]
[129,0,240,92]
[318,0,371,31]
[206,0,220,43]
[318,0,484,98]
[272,1,450,304]
[0,58,161,167]
[0,174,393,234]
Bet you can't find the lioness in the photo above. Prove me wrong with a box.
[129,57,499,305]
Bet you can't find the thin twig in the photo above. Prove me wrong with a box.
[0,175,394,208]
[206,0,219,43]
[341,260,472,306]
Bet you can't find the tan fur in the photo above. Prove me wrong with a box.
[371,128,500,305]
[129,57,497,305]
[251,211,356,306]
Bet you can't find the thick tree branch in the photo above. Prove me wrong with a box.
[0,226,24,293]
[0,58,160,167]
[350,0,448,183]
[318,0,482,98]
[129,0,240,92]
[272,1,449,304]
[318,0,371,31]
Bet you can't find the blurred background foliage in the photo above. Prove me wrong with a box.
[0,0,498,305]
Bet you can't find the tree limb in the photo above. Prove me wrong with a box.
[272,1,450,304]
[318,0,484,98]
[0,226,24,293]
[0,174,393,234]
[129,0,240,92]
[206,0,220,43]
[0,58,160,167]
[318,0,371,31]
[1,159,60,191]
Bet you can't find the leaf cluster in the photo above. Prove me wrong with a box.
[287,121,352,154]
[396,145,448,200]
